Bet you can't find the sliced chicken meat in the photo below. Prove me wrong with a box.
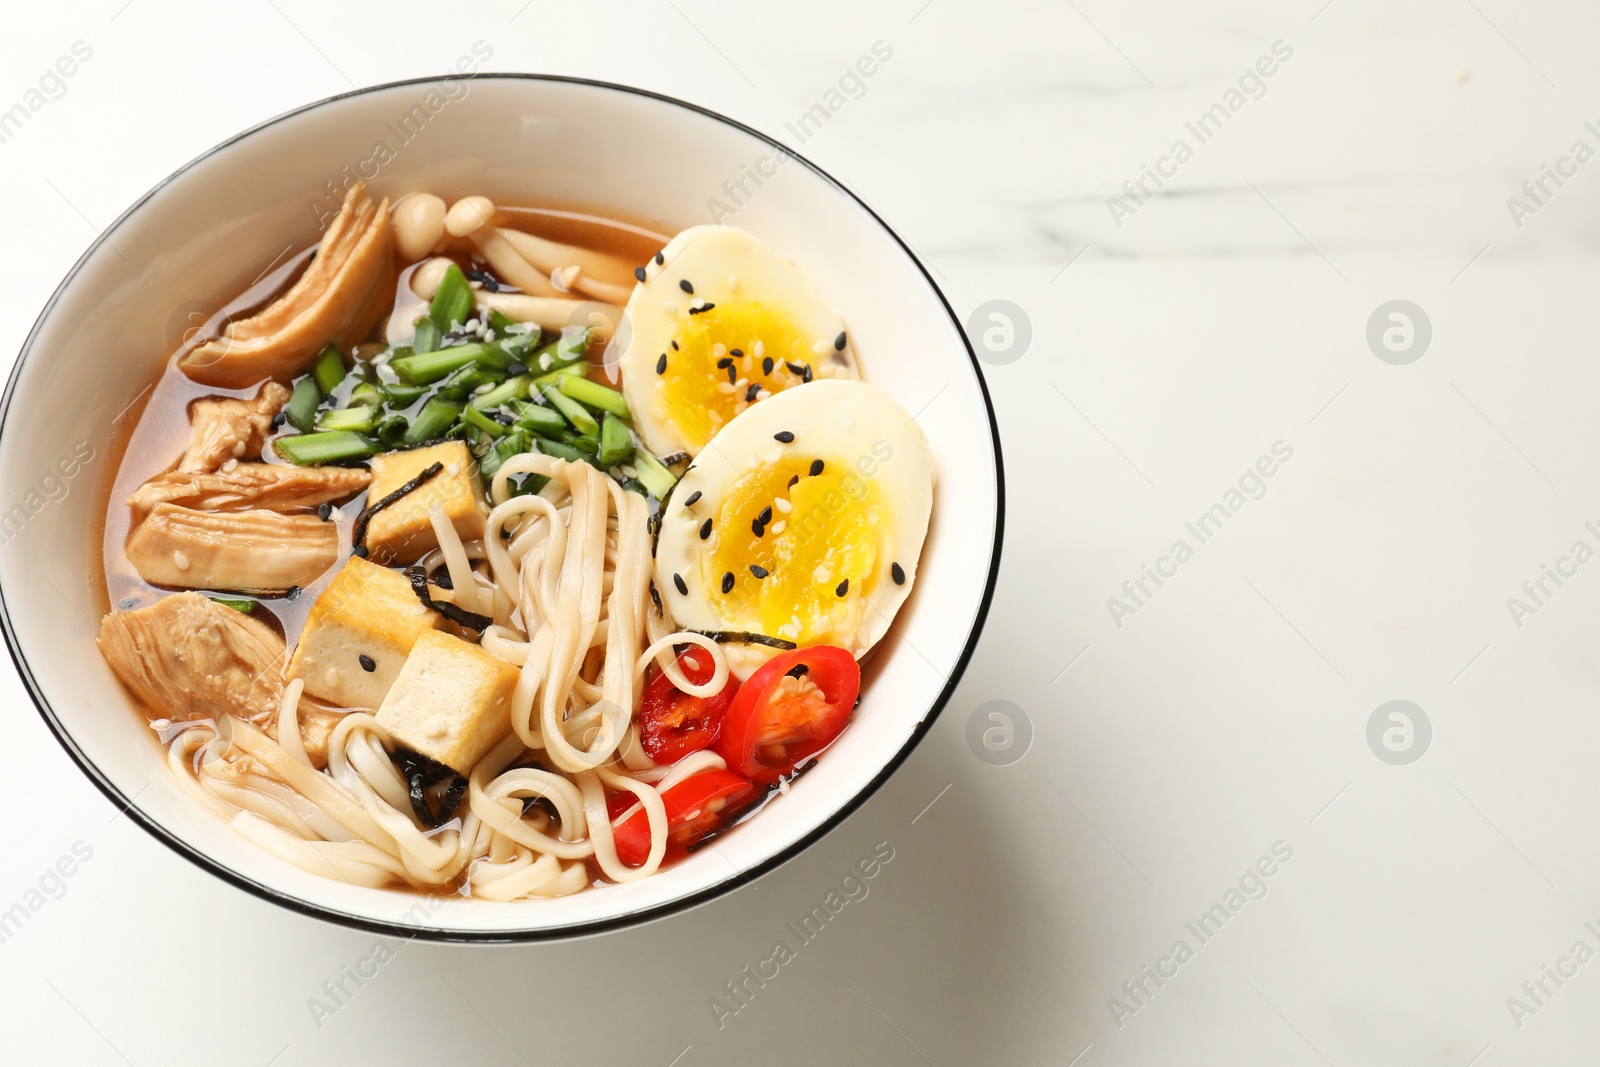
[125,504,338,592]
[179,382,290,473]
[97,592,285,723]
[180,182,395,388]
[128,463,370,520]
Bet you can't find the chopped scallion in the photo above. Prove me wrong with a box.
[275,430,379,466]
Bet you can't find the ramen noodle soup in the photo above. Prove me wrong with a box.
[96,182,933,899]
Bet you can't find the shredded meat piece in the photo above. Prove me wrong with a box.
[97,592,284,723]
[125,504,338,592]
[128,463,370,519]
[179,382,290,473]
[180,182,394,387]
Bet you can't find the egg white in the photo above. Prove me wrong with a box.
[618,225,858,459]
[655,379,932,679]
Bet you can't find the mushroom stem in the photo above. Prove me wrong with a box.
[474,292,622,340]
[500,229,636,304]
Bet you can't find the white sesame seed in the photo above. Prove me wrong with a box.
[665,300,678,315]
[813,339,829,354]
[713,343,726,358]
[765,448,783,464]
[774,497,792,514]
[172,551,189,571]
[447,462,462,476]
[325,666,340,688]
[727,274,739,290]
[770,520,786,535]
[753,340,764,358]
[717,382,737,394]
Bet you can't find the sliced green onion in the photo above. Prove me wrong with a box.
[381,383,429,408]
[207,595,256,613]
[512,400,566,436]
[436,363,506,402]
[284,377,321,433]
[468,374,532,412]
[571,433,600,454]
[530,326,590,372]
[488,309,520,335]
[374,414,410,445]
[461,404,508,439]
[508,472,550,498]
[315,405,379,433]
[348,381,385,408]
[275,431,379,466]
[530,363,584,390]
[412,318,443,355]
[632,447,678,498]
[429,263,474,331]
[558,375,631,420]
[536,437,585,463]
[540,384,598,436]
[312,345,346,395]
[404,398,463,445]
[390,342,492,386]
[597,412,633,466]
[480,431,531,479]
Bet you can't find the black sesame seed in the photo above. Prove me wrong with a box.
[786,361,807,376]
[673,573,688,595]
[745,383,761,402]
[358,654,376,673]
[757,505,773,526]
[789,475,800,488]
[678,279,694,294]
[809,459,824,477]
[118,597,138,610]
[785,663,809,678]
[353,545,369,558]
[317,502,333,521]
[286,585,302,601]
[716,357,733,368]
[802,365,813,383]
[762,356,775,375]
[891,562,906,585]
[722,572,735,594]
[670,340,679,350]
[684,490,702,507]
[270,411,286,430]
[752,516,766,536]
[836,578,849,597]
[634,266,647,282]
[656,353,667,375]
[726,365,737,384]
[654,251,665,265]
[506,362,527,376]
[834,331,847,351]
[700,518,713,540]
[773,431,794,443]
[730,348,743,358]
[689,302,716,315]
[750,565,769,579]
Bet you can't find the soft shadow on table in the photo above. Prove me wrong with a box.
[319,734,1091,1066]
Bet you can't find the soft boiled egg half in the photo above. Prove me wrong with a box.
[656,379,933,679]
[618,225,859,459]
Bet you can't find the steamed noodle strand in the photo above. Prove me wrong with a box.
[151,456,729,900]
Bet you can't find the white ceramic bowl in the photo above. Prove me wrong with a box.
[0,76,1002,940]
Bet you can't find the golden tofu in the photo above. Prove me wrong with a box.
[375,630,520,773]
[287,557,443,710]
[364,442,486,564]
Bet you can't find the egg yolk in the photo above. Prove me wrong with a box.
[705,455,889,647]
[656,302,818,449]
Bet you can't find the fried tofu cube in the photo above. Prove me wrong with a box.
[364,442,486,564]
[375,630,520,773]
[287,557,443,710]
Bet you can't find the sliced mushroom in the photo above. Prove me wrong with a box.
[125,504,338,593]
[181,182,394,388]
[98,592,285,723]
[443,195,563,299]
[409,257,619,340]
[179,383,290,473]
[501,229,634,305]
[128,463,371,520]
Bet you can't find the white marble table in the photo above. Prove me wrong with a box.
[4,1,1598,1063]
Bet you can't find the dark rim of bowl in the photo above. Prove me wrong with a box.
[0,73,1006,943]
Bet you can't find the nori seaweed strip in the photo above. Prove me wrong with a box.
[351,461,444,551]
[391,747,468,828]
[649,580,663,619]
[659,451,691,469]
[406,565,493,631]
[686,628,798,650]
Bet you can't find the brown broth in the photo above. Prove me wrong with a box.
[99,200,672,658]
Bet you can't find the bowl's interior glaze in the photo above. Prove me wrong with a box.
[0,77,1000,938]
